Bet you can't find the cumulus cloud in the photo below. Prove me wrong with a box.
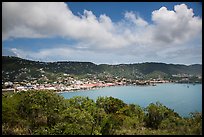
[152,4,202,44]
[2,2,127,50]
[2,2,202,64]
[2,2,72,40]
[10,47,142,64]
[124,11,148,27]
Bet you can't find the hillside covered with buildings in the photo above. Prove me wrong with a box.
[2,56,202,92]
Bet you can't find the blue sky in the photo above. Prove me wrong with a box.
[68,2,202,22]
[2,2,202,65]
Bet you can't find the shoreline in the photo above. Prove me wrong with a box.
[2,82,201,94]
[55,82,200,94]
[56,85,121,94]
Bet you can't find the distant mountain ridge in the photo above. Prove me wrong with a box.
[2,56,202,82]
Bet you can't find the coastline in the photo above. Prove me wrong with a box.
[2,81,201,94]
[55,82,200,94]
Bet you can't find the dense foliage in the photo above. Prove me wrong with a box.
[2,56,202,82]
[2,90,202,135]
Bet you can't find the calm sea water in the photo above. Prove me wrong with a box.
[59,83,202,117]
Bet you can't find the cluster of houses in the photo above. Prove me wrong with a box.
[2,77,171,93]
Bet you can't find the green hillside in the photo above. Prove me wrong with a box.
[2,56,202,82]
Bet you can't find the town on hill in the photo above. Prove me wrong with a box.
[2,56,202,92]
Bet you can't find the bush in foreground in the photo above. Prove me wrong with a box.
[2,90,202,135]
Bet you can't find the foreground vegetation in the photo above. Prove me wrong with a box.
[2,90,202,135]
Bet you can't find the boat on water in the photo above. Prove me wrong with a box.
[151,83,156,86]
[187,85,189,88]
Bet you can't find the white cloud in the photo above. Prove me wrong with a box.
[151,4,202,44]
[2,2,128,50]
[2,2,72,40]
[124,11,148,27]
[10,47,140,64]
[2,2,202,64]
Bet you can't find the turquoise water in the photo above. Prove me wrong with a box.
[59,83,202,117]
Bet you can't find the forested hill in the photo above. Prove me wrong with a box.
[2,56,202,82]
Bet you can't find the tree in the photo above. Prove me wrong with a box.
[101,114,124,135]
[96,96,126,114]
[49,107,97,135]
[144,102,179,129]
[16,90,65,130]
